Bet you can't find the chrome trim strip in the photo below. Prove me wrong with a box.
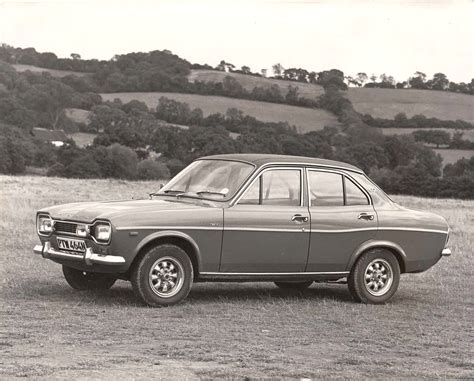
[115,226,448,234]
[200,271,349,276]
[116,226,223,231]
[224,227,304,233]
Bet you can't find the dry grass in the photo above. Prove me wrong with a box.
[12,64,87,78]
[189,70,325,99]
[348,88,474,122]
[100,92,339,133]
[1,175,473,378]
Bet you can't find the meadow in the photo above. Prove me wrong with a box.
[100,92,340,133]
[11,64,87,78]
[348,87,474,122]
[1,175,473,378]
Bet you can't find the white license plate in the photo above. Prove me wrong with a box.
[57,237,86,253]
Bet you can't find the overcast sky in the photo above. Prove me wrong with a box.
[0,0,472,82]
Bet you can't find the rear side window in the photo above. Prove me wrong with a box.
[308,171,344,206]
[309,170,369,206]
[345,177,369,205]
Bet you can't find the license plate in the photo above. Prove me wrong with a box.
[57,237,86,253]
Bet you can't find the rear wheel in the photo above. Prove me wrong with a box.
[62,265,116,290]
[274,281,313,291]
[348,249,400,304]
[131,244,193,307]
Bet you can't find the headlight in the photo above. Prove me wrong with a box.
[37,215,53,235]
[94,223,111,242]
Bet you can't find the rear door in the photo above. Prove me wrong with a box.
[306,169,378,272]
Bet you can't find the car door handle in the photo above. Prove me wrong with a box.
[358,212,375,221]
[291,214,309,223]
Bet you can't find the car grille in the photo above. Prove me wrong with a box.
[54,221,78,234]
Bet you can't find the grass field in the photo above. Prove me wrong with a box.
[12,64,87,78]
[100,92,340,133]
[189,70,325,99]
[348,88,474,123]
[434,149,474,165]
[1,175,473,378]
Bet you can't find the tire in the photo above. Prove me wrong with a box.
[274,281,313,291]
[348,249,400,304]
[131,244,193,307]
[62,265,117,290]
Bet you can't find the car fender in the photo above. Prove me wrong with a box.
[132,230,202,269]
[346,239,407,272]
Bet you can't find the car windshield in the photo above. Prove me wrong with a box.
[157,160,255,201]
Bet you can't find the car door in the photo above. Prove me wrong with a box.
[220,167,310,273]
[306,168,378,272]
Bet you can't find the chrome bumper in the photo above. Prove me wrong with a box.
[33,241,125,266]
[441,248,452,257]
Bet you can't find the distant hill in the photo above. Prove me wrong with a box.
[11,64,87,78]
[188,70,325,99]
[348,88,474,123]
[100,92,340,133]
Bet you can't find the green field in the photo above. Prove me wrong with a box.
[348,88,474,122]
[12,64,87,78]
[100,92,340,133]
[1,175,473,378]
[434,149,474,165]
[189,69,325,99]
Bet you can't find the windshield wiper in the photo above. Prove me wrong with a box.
[195,190,227,197]
[149,189,184,199]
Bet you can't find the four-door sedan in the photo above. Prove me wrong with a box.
[34,154,451,306]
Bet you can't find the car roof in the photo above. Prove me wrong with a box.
[199,154,363,173]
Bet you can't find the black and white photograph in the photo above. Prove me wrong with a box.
[1,0,473,378]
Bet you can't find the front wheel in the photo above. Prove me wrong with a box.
[131,244,193,307]
[274,281,313,291]
[62,265,116,290]
[348,249,400,304]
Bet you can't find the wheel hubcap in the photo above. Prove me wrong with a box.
[364,259,393,296]
[149,257,184,298]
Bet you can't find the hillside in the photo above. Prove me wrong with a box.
[11,63,87,78]
[188,69,325,99]
[347,88,474,122]
[100,92,340,133]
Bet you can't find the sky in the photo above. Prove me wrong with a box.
[0,0,473,82]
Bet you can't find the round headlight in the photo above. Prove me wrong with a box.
[37,215,53,235]
[94,223,111,242]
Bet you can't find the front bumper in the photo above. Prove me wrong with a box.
[441,248,452,257]
[33,241,125,266]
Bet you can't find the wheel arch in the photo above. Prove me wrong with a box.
[129,231,201,278]
[347,240,407,273]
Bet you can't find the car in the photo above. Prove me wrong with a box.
[34,154,451,306]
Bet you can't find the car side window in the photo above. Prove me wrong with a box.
[308,171,344,206]
[239,169,301,206]
[344,177,369,205]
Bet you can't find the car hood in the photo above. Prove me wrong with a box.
[40,198,214,223]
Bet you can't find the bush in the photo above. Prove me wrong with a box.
[137,159,170,180]
[105,143,138,179]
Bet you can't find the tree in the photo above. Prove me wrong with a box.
[409,71,427,89]
[137,159,170,180]
[105,143,138,179]
[260,69,267,77]
[70,53,81,60]
[413,130,451,148]
[272,63,284,78]
[241,66,251,74]
[356,72,368,87]
[431,73,449,91]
